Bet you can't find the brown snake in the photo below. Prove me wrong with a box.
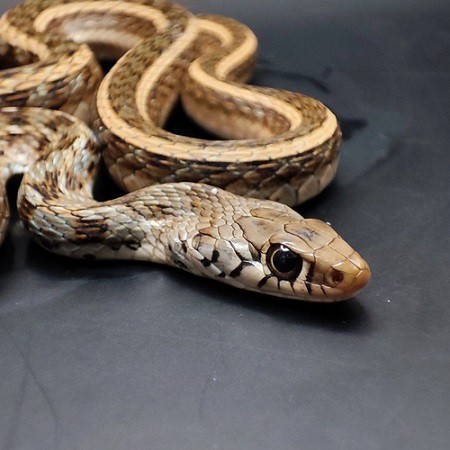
[0,0,370,301]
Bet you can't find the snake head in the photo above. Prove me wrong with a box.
[234,207,371,301]
[187,204,370,302]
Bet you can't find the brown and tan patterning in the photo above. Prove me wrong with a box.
[0,0,370,301]
[12,107,369,301]
[1,0,340,204]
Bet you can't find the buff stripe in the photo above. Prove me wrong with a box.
[34,1,171,33]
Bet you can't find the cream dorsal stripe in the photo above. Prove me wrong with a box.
[1,1,340,194]
[34,1,172,33]
[0,0,371,302]
[97,11,336,159]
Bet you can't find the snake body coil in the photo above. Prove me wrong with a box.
[0,0,370,301]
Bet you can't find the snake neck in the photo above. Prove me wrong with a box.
[9,109,268,272]
[8,108,194,264]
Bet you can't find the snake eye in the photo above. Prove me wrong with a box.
[267,245,303,280]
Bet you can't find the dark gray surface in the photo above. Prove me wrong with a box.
[1,1,450,449]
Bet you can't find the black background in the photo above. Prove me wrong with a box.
[1,1,449,449]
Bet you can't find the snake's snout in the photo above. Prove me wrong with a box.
[325,253,371,300]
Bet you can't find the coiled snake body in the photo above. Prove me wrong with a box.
[0,0,370,301]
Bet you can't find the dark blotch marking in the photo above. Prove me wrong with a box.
[305,261,316,295]
[87,161,96,173]
[46,120,57,131]
[211,249,220,263]
[108,241,122,251]
[10,116,23,125]
[257,276,270,288]
[175,260,187,270]
[249,244,260,261]
[297,229,318,241]
[124,238,140,250]
[181,242,187,253]
[74,220,108,244]
[229,261,253,278]
[201,258,211,267]
[33,184,54,202]
[306,262,315,284]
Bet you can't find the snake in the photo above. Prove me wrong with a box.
[0,0,371,301]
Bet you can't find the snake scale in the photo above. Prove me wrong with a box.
[0,0,370,301]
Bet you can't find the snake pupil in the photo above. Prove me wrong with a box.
[273,246,297,272]
[268,245,303,280]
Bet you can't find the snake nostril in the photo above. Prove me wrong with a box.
[331,270,344,284]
